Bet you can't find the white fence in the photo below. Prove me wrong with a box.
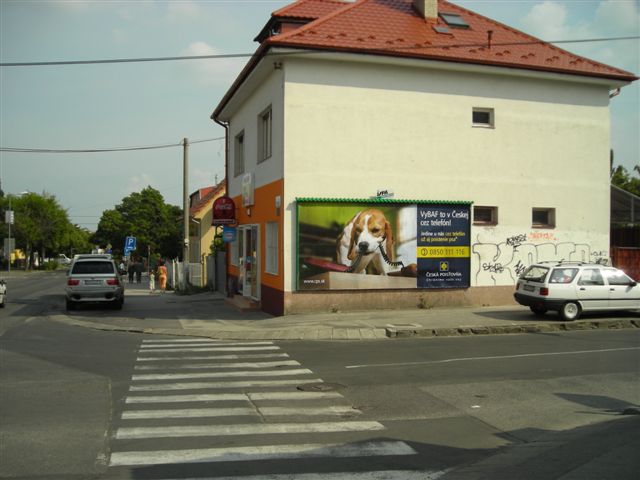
[167,253,225,292]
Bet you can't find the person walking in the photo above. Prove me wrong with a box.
[135,257,143,284]
[127,261,135,284]
[157,260,168,293]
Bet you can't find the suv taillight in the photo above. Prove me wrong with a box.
[539,287,549,296]
[107,278,120,286]
[67,278,79,286]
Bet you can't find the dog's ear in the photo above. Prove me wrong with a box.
[384,220,394,261]
[347,213,361,261]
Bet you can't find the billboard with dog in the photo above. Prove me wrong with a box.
[297,200,471,291]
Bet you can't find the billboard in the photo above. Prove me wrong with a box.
[297,200,471,291]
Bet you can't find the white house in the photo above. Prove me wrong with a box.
[212,0,637,316]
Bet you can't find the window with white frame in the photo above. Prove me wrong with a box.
[229,236,238,266]
[532,207,556,228]
[472,107,494,128]
[258,106,272,163]
[265,222,278,274]
[234,131,245,177]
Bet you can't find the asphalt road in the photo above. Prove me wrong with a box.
[1,271,639,479]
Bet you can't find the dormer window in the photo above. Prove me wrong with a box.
[440,13,469,28]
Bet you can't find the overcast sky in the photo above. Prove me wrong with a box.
[1,0,638,231]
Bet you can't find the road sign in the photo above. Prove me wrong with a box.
[124,236,136,254]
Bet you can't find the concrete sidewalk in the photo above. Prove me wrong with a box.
[49,280,640,340]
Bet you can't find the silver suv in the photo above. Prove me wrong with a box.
[65,255,124,310]
[514,262,639,320]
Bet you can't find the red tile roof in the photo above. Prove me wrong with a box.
[265,0,636,82]
[272,0,349,19]
[189,182,225,216]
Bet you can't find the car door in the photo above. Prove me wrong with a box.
[603,268,640,310]
[576,268,609,311]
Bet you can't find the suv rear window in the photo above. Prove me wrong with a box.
[72,261,115,274]
[520,266,549,282]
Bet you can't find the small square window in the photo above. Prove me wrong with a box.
[532,208,556,228]
[473,206,498,225]
[473,108,494,128]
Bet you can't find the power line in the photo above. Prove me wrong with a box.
[0,136,224,154]
[0,36,638,67]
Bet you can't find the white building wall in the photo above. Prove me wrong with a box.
[282,57,612,291]
[227,69,284,199]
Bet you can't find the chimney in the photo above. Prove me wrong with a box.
[414,0,438,20]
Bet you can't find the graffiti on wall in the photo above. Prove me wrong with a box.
[473,232,608,285]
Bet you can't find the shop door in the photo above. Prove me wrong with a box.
[241,225,260,300]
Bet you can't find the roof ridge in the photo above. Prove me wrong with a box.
[273,0,352,18]
[268,0,372,44]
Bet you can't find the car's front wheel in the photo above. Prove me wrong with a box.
[560,301,580,321]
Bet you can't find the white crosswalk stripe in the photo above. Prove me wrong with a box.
[107,338,435,479]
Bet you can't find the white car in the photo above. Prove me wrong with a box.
[514,262,640,320]
[65,255,124,310]
[0,279,5,307]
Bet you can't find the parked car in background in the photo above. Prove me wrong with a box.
[65,254,124,311]
[56,254,72,266]
[514,262,640,320]
[0,279,6,307]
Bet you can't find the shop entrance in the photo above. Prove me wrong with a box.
[238,224,260,300]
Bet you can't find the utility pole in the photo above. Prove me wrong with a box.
[182,138,189,265]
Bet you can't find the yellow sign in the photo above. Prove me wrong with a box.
[417,246,470,258]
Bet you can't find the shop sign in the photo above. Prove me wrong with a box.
[213,196,236,225]
[222,226,237,243]
[297,200,470,291]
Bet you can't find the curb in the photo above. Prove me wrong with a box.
[49,314,640,341]
[385,319,640,338]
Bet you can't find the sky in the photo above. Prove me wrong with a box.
[1,0,638,231]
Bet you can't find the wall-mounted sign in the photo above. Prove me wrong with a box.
[222,226,237,243]
[242,173,254,207]
[213,196,236,225]
[296,200,470,291]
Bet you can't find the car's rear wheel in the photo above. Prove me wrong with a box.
[65,299,75,311]
[114,298,123,310]
[560,301,580,321]
[530,306,547,316]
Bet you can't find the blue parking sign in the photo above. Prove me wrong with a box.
[124,236,136,253]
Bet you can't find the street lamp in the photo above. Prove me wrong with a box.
[5,191,29,273]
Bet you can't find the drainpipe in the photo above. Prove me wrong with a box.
[213,118,230,194]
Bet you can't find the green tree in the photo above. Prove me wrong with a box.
[93,187,182,258]
[611,165,640,197]
[0,192,77,268]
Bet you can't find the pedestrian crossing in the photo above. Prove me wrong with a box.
[107,337,447,479]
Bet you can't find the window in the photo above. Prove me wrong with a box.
[440,13,469,28]
[234,131,244,177]
[549,268,578,284]
[532,208,556,228]
[265,222,278,274]
[473,206,498,225]
[603,269,634,286]
[472,108,494,128]
[258,106,272,162]
[230,236,238,266]
[578,269,604,286]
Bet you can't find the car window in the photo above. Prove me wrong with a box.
[549,268,578,284]
[520,266,549,282]
[577,268,605,286]
[71,261,115,274]
[603,269,634,286]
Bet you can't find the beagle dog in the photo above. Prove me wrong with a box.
[336,209,395,275]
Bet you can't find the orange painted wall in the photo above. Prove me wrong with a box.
[227,179,284,293]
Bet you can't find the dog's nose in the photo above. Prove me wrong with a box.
[358,241,369,252]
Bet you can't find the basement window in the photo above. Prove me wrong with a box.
[532,208,556,229]
[440,13,469,28]
[473,206,498,226]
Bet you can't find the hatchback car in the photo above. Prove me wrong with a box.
[65,255,124,310]
[514,262,640,320]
